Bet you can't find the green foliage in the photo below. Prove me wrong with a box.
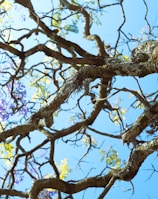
[59,158,72,179]
[0,0,157,198]
[113,51,130,62]
[51,0,102,35]
[100,147,123,169]
[0,1,12,10]
[51,6,80,34]
[52,12,62,28]
[29,73,52,103]
[82,135,97,147]
[64,24,79,33]
[120,54,130,62]
[0,120,14,166]
[0,0,12,24]
[129,90,145,109]
[0,143,14,166]
[110,108,126,126]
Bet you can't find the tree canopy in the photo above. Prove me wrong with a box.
[0,0,158,198]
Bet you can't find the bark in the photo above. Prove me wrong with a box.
[0,0,156,198]
[29,136,158,198]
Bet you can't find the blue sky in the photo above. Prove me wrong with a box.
[51,1,158,198]
[0,0,158,198]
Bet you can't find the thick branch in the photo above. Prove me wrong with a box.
[0,189,28,198]
[75,60,158,81]
[24,44,106,66]
[122,102,158,143]
[29,173,112,199]
[0,124,36,142]
[118,136,158,180]
[0,42,24,58]
[1,61,157,141]
[60,0,108,57]
[15,0,101,59]
[29,136,158,198]
[31,80,108,140]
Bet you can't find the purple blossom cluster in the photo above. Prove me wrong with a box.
[0,62,56,198]
[38,189,57,199]
[0,81,28,121]
[0,62,28,122]
[0,99,9,121]
[14,172,24,184]
[14,175,57,198]
[14,169,57,199]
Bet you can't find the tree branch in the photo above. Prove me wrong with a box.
[122,101,158,144]
[0,189,28,198]
[29,136,158,198]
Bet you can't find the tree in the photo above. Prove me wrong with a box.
[0,0,157,198]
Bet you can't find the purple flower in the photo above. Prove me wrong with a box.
[7,81,27,100]
[0,61,29,121]
[18,105,28,115]
[14,172,24,184]
[38,189,57,199]
[0,99,10,121]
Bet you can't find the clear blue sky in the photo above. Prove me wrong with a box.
[49,1,158,198]
[53,1,158,198]
[1,0,158,199]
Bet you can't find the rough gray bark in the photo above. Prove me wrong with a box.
[0,0,157,198]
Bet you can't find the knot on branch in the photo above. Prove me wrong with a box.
[29,112,54,129]
[131,40,158,68]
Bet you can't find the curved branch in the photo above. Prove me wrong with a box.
[29,173,112,199]
[115,1,126,50]
[24,44,106,66]
[87,126,121,139]
[122,101,158,144]
[75,60,158,80]
[0,189,28,198]
[60,0,108,57]
[29,136,158,198]
[1,60,157,142]
[14,0,34,11]
[0,124,36,143]
[15,0,101,58]
[0,42,24,58]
